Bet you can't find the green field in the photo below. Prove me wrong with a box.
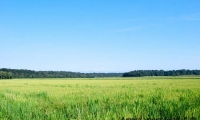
[0,77,200,120]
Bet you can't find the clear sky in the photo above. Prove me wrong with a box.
[0,0,200,72]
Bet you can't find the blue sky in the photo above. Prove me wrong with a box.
[0,0,200,72]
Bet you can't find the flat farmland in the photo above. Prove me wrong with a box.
[0,77,200,119]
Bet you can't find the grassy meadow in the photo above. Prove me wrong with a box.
[0,77,200,119]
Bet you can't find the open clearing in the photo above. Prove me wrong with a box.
[0,77,200,119]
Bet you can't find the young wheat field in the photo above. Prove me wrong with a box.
[0,77,200,120]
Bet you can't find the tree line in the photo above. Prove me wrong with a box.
[1,68,200,79]
[0,68,122,79]
[122,70,200,77]
[0,71,13,79]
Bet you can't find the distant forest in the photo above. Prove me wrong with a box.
[123,70,200,77]
[1,68,200,79]
[0,68,122,79]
